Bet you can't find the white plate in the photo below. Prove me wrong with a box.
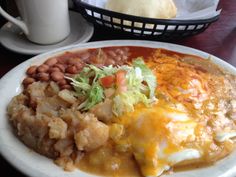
[0,40,236,177]
[0,11,94,55]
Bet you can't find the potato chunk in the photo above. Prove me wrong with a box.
[74,113,109,151]
[48,117,67,139]
[58,89,77,104]
[90,98,113,123]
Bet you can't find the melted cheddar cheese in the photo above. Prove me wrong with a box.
[78,48,236,177]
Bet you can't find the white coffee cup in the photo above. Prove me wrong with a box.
[0,0,70,45]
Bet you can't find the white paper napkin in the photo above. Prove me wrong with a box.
[174,0,221,20]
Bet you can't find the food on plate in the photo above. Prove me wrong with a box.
[105,0,177,19]
[7,46,236,177]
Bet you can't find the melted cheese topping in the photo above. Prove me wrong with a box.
[78,48,236,177]
[149,51,210,104]
[115,102,203,176]
[111,53,236,176]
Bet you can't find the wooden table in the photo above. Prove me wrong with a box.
[0,0,235,176]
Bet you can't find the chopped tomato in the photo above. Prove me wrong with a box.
[116,70,127,92]
[100,75,115,88]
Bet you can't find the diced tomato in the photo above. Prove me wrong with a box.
[100,75,115,88]
[115,70,127,92]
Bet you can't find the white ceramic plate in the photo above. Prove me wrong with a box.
[0,40,236,177]
[0,11,94,55]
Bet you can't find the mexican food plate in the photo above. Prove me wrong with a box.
[0,40,236,177]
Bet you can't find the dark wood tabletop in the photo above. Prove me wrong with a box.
[0,0,235,176]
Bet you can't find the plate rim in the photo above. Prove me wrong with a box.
[0,40,236,177]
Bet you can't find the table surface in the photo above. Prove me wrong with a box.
[0,0,235,176]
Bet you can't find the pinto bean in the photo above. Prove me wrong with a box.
[44,58,58,66]
[66,65,78,74]
[23,77,35,86]
[57,58,66,65]
[37,73,50,81]
[67,58,81,65]
[123,47,129,52]
[61,84,72,90]
[107,51,116,58]
[80,52,90,61]
[116,56,122,61]
[37,64,49,73]
[105,59,115,66]
[30,73,37,79]
[74,62,84,70]
[122,55,128,60]
[48,67,61,73]
[116,49,124,55]
[26,66,37,75]
[58,79,67,87]
[54,64,66,72]
[51,71,64,82]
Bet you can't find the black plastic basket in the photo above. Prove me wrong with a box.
[73,0,220,40]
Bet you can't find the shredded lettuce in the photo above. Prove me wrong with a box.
[66,58,157,115]
[126,67,148,93]
[78,82,104,110]
[112,58,157,116]
[133,57,157,99]
[112,90,149,116]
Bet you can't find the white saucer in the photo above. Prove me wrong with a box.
[0,11,94,55]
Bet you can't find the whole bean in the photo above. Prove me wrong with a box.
[57,57,68,64]
[61,84,72,90]
[105,58,115,66]
[49,67,61,73]
[26,66,37,75]
[80,52,90,61]
[66,65,78,74]
[108,51,116,58]
[31,73,37,79]
[54,63,66,72]
[116,49,124,55]
[44,58,58,66]
[51,71,64,82]
[74,62,84,70]
[58,79,67,86]
[23,77,35,86]
[123,47,129,52]
[116,56,122,61]
[37,73,50,81]
[37,64,49,73]
[67,58,81,65]
[122,56,128,60]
